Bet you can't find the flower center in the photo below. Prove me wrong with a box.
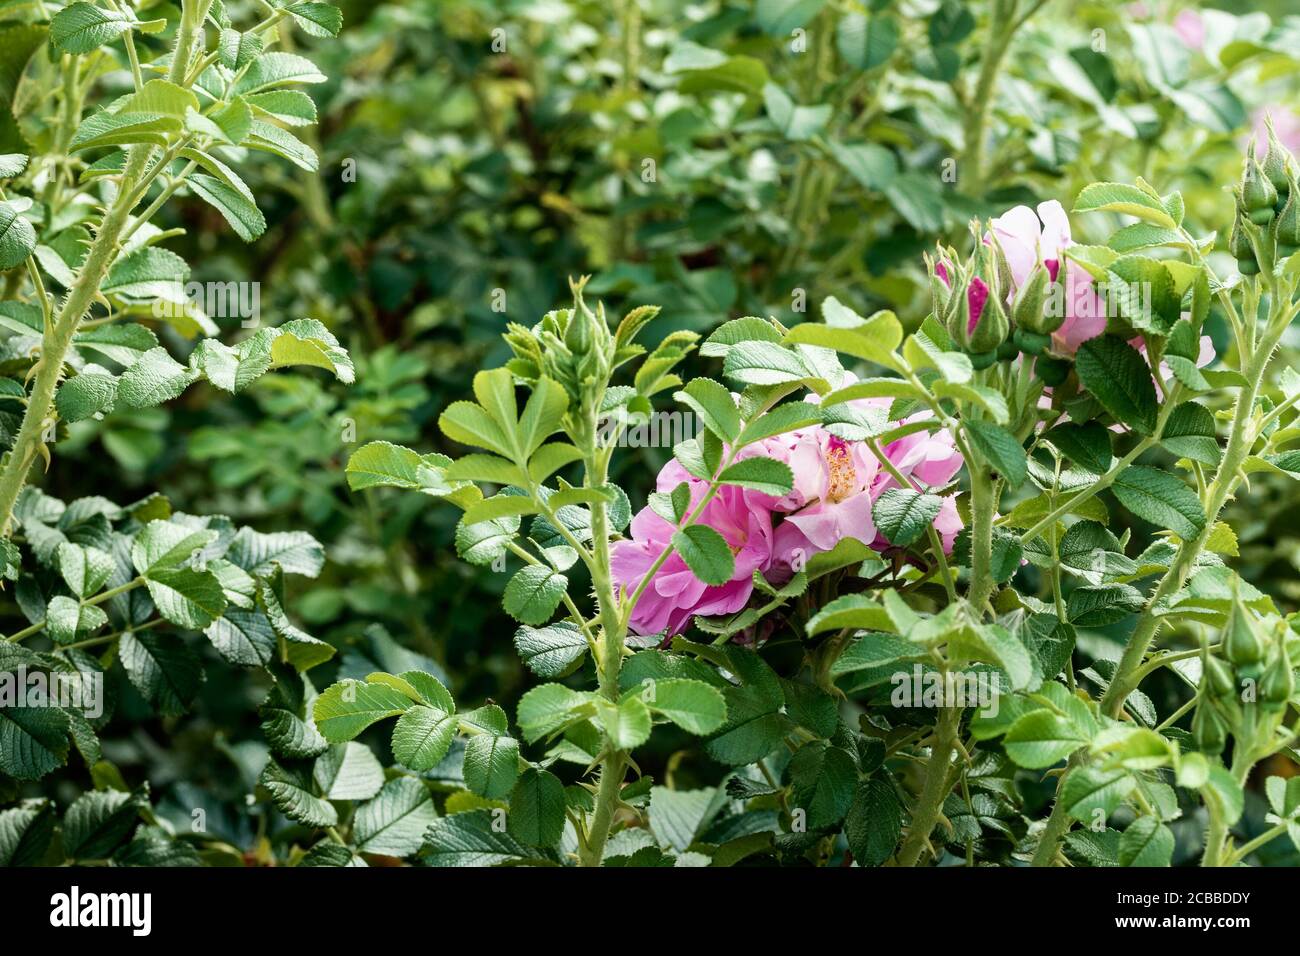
[826,438,857,503]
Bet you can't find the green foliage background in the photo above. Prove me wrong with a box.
[5,0,1300,865]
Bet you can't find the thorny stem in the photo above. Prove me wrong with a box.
[0,0,217,539]
[897,700,960,865]
[1031,282,1300,867]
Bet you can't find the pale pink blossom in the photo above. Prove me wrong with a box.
[1174,9,1204,50]
[990,200,1107,356]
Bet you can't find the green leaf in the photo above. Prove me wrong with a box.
[595,695,652,749]
[55,542,114,598]
[716,456,793,495]
[755,0,825,35]
[0,801,54,866]
[131,520,217,574]
[790,301,904,366]
[736,401,823,446]
[61,789,141,860]
[0,201,35,270]
[513,621,588,678]
[1161,401,1220,466]
[0,705,69,780]
[265,319,353,383]
[1118,816,1174,866]
[217,28,263,70]
[354,776,435,858]
[805,593,892,637]
[1111,465,1205,538]
[515,683,596,742]
[508,768,566,846]
[872,488,942,547]
[675,378,740,443]
[391,705,457,772]
[232,52,326,96]
[313,679,413,742]
[1067,583,1145,627]
[45,595,107,644]
[836,12,899,71]
[789,741,857,829]
[244,90,317,126]
[1074,182,1177,228]
[117,346,199,408]
[1042,421,1114,474]
[227,527,324,578]
[642,678,727,734]
[762,83,831,141]
[50,2,137,54]
[55,372,117,423]
[314,741,384,800]
[119,631,203,715]
[1060,767,1136,823]
[503,565,567,626]
[260,757,337,827]
[722,340,818,388]
[0,154,29,179]
[285,1,342,37]
[463,733,520,799]
[187,173,266,242]
[1074,336,1158,435]
[671,525,735,586]
[844,777,902,866]
[421,809,546,867]
[346,441,462,496]
[964,420,1028,488]
[144,566,228,629]
[1004,710,1089,768]
[644,785,715,852]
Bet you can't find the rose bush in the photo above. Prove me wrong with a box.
[3,0,1300,874]
[328,128,1300,865]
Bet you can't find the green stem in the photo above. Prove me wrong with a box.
[1032,286,1296,867]
[967,463,998,615]
[897,702,960,866]
[0,146,155,537]
[579,750,628,867]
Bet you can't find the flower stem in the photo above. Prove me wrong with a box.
[0,146,154,537]
[1031,283,1297,866]
[967,462,998,615]
[897,702,960,866]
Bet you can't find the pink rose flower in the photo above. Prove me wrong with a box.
[611,460,774,638]
[1174,9,1205,51]
[990,200,1107,355]
[613,380,967,637]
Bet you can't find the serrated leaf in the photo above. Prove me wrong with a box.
[391,705,457,772]
[313,679,413,741]
[642,678,727,734]
[1112,465,1205,538]
[671,525,734,586]
[1075,336,1158,435]
[872,488,942,547]
[261,757,337,827]
[354,776,435,857]
[119,631,203,715]
[462,733,520,799]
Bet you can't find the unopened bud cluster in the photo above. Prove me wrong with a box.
[1193,588,1295,756]
[1232,115,1300,275]
[926,222,1069,383]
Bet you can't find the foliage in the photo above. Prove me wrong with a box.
[3,0,1300,870]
